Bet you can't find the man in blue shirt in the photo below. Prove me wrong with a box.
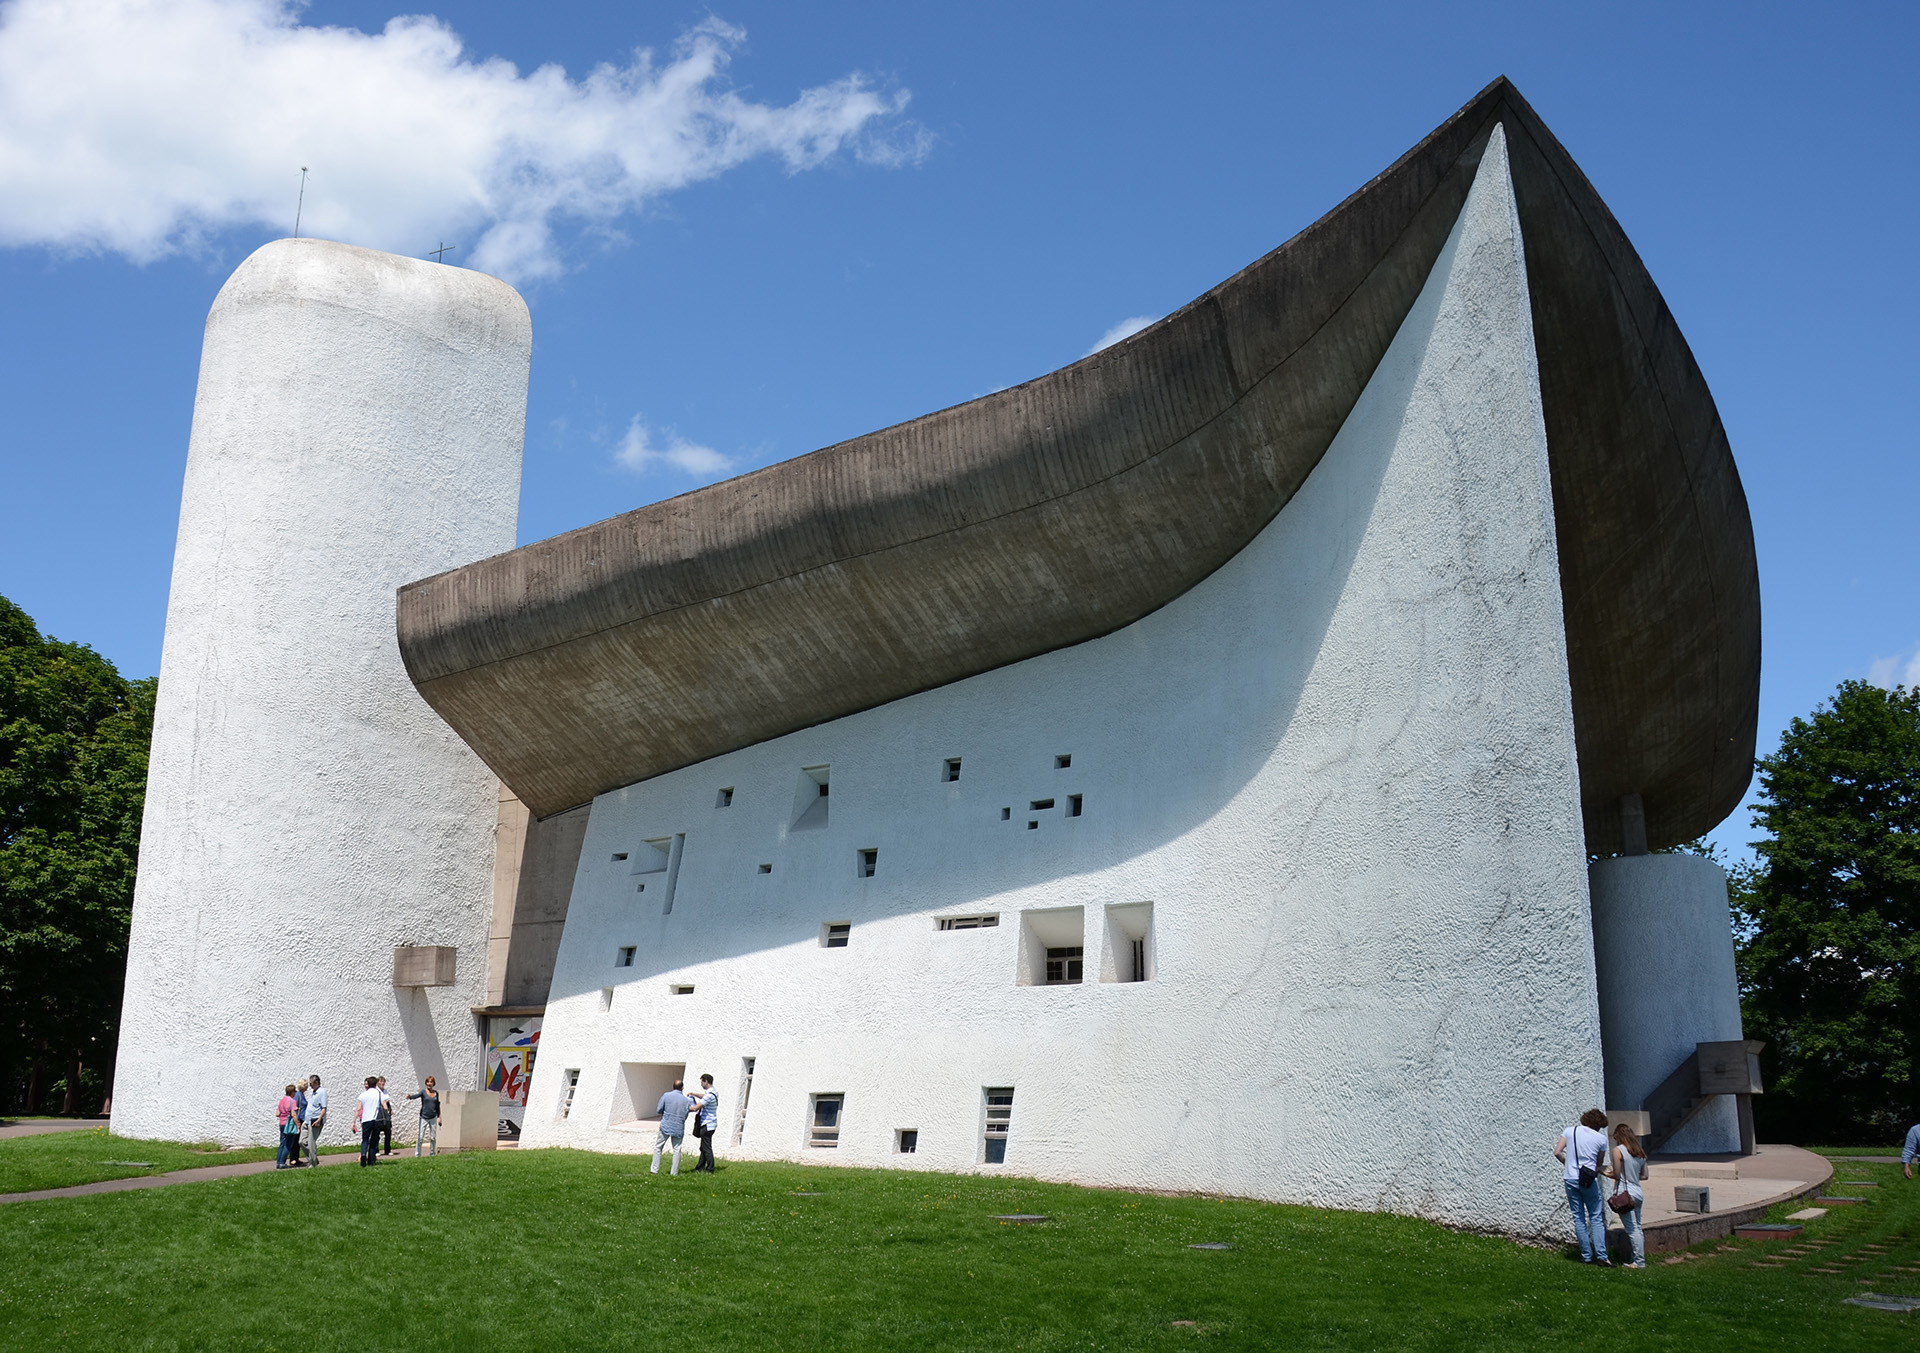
[1903,1121,1919,1180]
[651,1079,695,1176]
[691,1074,720,1173]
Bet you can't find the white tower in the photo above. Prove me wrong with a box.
[113,240,529,1144]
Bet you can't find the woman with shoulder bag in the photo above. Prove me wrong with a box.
[275,1084,300,1168]
[1607,1122,1648,1268]
[1553,1108,1613,1265]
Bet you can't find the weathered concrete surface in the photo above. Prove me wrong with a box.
[114,240,529,1145]
[1590,853,1746,1153]
[524,131,1602,1239]
[397,77,1757,856]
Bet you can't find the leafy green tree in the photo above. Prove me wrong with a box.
[0,594,154,1114]
[1735,679,1919,1144]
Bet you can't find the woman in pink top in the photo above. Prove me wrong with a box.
[275,1084,300,1169]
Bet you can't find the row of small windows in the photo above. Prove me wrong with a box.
[810,1088,1014,1162]
[695,754,1078,822]
[606,904,1153,984]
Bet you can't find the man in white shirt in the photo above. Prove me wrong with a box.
[356,1077,385,1166]
[301,1076,327,1167]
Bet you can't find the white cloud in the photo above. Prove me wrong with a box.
[1867,643,1920,691]
[0,0,922,281]
[1084,314,1160,357]
[615,417,732,479]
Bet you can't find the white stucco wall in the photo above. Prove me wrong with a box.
[1589,853,1744,1153]
[113,240,529,1145]
[523,127,1604,1237]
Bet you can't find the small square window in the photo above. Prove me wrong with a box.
[1045,946,1084,985]
[1027,820,1038,830]
[616,946,636,968]
[857,848,878,878]
[823,922,851,948]
[670,983,694,996]
[1068,794,1082,818]
[809,1094,843,1148]
[943,757,962,782]
[1001,807,1011,821]
[896,1128,918,1154]
[1054,754,1071,769]
[758,863,772,874]
[717,786,734,808]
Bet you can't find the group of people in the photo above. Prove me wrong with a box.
[273,1073,442,1167]
[650,1074,719,1176]
[1555,1107,1648,1267]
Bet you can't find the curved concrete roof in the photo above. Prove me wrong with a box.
[397,78,1758,853]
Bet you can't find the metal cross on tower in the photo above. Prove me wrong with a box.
[429,242,456,263]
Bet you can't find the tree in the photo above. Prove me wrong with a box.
[1734,679,1919,1144]
[0,594,154,1115]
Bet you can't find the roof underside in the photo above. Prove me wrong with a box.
[396,78,1759,853]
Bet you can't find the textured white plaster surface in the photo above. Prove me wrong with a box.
[113,240,528,1145]
[525,128,1604,1237]
[1589,854,1744,1153]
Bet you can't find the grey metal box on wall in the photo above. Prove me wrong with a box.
[393,945,457,987]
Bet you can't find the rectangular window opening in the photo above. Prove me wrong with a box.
[608,1061,687,1129]
[559,1069,580,1120]
[599,986,614,1012]
[717,786,734,808]
[983,1087,1013,1164]
[823,922,851,948]
[1101,902,1154,983]
[896,1128,918,1154]
[1045,946,1084,984]
[857,848,878,878]
[1068,794,1083,818]
[1027,820,1038,830]
[943,757,962,783]
[792,765,831,830]
[1029,798,1054,811]
[1054,754,1071,769]
[732,1056,755,1146]
[611,852,628,862]
[757,863,772,874]
[809,1093,843,1149]
[1000,806,1011,821]
[670,983,694,996]
[616,946,636,968]
[938,914,999,931]
[1019,906,1084,986]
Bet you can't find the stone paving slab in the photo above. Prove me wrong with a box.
[0,1119,109,1140]
[0,1148,433,1205]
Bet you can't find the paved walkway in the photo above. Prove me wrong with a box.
[0,1118,109,1141]
[0,1148,433,1205]
[1630,1143,1833,1253]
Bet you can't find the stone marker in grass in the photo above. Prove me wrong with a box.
[1733,1223,1802,1239]
[990,1214,1048,1224]
[1188,1242,1233,1250]
[1844,1294,1920,1313]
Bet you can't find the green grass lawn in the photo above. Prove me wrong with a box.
[0,1148,1914,1351]
[0,1127,356,1193]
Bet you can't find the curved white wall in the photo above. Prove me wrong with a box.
[113,240,528,1144]
[1590,853,1744,1153]
[524,128,1604,1238]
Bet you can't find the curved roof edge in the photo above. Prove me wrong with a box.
[397,78,1758,852]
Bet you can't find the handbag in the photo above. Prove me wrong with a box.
[1574,1127,1597,1188]
[1607,1150,1638,1213]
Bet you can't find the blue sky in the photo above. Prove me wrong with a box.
[1,1,1914,858]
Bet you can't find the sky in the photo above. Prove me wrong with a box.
[1,0,1914,860]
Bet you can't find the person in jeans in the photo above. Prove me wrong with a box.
[1608,1121,1648,1268]
[1903,1121,1919,1180]
[276,1084,301,1168]
[288,1079,309,1167]
[650,1079,695,1176]
[1553,1107,1612,1265]
[407,1076,441,1156]
[376,1076,394,1156]
[302,1075,328,1167]
[356,1076,385,1166]
[691,1074,719,1173]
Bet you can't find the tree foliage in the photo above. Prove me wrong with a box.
[0,593,154,1113]
[1735,679,1920,1144]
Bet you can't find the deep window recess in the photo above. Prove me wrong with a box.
[757,863,772,874]
[823,922,851,948]
[717,787,734,808]
[1001,807,1011,821]
[1027,820,1038,830]
[559,1069,580,1120]
[1068,794,1083,817]
[611,852,628,862]
[1045,947,1084,984]
[943,758,962,782]
[809,1094,843,1148]
[857,848,878,878]
[732,1057,755,1146]
[1055,754,1071,769]
[896,1128,918,1154]
[599,987,614,1011]
[616,946,636,968]
[632,835,685,915]
[792,765,831,830]
[670,984,694,996]
[1029,799,1054,811]
[1101,903,1154,983]
[983,1087,1013,1163]
[938,915,999,931]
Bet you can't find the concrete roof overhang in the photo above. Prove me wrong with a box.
[396,78,1759,854]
